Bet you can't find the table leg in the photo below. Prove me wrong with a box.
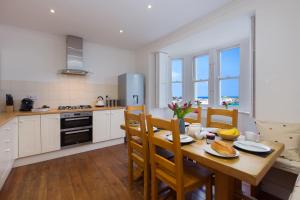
[215,171,235,200]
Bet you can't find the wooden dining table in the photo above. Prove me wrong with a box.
[120,124,284,200]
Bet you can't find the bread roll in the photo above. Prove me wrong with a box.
[211,141,236,156]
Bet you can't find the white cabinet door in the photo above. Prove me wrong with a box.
[18,115,41,157]
[8,118,18,160]
[0,126,6,181]
[0,118,18,189]
[41,114,60,153]
[110,109,125,139]
[93,110,110,143]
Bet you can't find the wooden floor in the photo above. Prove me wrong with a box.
[0,144,282,200]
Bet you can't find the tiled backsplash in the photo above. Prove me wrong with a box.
[0,77,118,112]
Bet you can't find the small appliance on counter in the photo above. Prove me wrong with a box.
[95,96,105,107]
[5,94,14,113]
[19,98,34,111]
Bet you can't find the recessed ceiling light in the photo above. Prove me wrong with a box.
[119,29,124,34]
[147,4,152,9]
[50,9,55,14]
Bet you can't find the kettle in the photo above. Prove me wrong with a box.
[96,96,105,107]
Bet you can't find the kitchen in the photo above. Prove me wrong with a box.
[0,31,145,181]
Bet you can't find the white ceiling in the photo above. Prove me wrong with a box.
[0,0,232,50]
[163,16,251,56]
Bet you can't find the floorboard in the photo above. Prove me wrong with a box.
[0,143,282,200]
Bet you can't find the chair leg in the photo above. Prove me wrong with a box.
[144,166,151,200]
[205,176,213,200]
[151,175,158,200]
[128,158,133,189]
[176,188,184,200]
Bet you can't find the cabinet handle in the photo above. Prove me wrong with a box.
[4,149,10,152]
[4,128,11,131]
[4,139,11,143]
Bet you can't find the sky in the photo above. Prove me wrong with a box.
[172,47,240,99]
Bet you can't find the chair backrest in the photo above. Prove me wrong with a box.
[146,115,183,190]
[206,107,238,129]
[124,111,148,167]
[126,105,146,114]
[184,106,202,124]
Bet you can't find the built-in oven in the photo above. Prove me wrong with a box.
[60,112,93,147]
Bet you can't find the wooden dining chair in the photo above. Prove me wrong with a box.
[146,115,212,200]
[206,107,238,129]
[124,111,150,200]
[126,105,146,114]
[184,106,202,124]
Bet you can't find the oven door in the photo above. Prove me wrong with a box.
[61,116,92,129]
[61,127,92,147]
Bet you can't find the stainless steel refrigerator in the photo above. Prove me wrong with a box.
[118,73,145,106]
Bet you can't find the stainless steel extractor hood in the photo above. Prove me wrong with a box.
[60,35,89,75]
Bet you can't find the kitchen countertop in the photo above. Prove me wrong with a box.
[0,106,125,127]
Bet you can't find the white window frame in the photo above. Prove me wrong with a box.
[193,53,211,106]
[216,45,241,107]
[171,58,184,100]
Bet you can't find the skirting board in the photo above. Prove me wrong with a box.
[14,138,125,167]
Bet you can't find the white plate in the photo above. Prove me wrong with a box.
[233,141,271,153]
[165,134,194,143]
[203,144,240,158]
[185,122,190,126]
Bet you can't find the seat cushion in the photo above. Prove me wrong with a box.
[256,121,300,161]
[274,157,300,174]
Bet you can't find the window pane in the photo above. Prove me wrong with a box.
[171,59,183,82]
[220,47,240,77]
[172,83,182,99]
[194,82,208,104]
[220,79,239,106]
[195,55,209,80]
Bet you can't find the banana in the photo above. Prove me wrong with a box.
[218,128,240,136]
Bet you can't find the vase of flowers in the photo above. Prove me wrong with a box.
[168,101,193,134]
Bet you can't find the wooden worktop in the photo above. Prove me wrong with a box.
[0,106,125,127]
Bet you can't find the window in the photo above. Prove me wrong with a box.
[218,47,240,107]
[171,59,183,99]
[194,55,209,104]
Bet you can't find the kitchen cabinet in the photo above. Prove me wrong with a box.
[18,115,41,157]
[110,109,125,139]
[93,109,125,143]
[41,114,60,153]
[93,110,110,143]
[0,118,18,189]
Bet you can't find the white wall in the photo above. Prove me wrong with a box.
[0,24,137,109]
[135,0,300,126]
[0,24,136,84]
[255,0,300,123]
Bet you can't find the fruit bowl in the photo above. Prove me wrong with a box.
[217,128,240,141]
